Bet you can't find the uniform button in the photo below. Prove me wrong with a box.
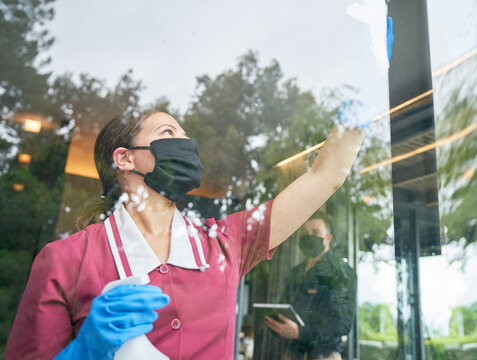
[158,264,170,274]
[171,318,181,330]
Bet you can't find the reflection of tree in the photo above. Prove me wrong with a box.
[0,169,58,347]
[183,51,338,210]
[0,1,156,354]
[434,62,477,258]
[318,88,394,257]
[0,0,56,171]
[184,50,395,234]
[349,122,393,256]
[0,0,58,354]
[0,0,54,114]
[48,71,144,132]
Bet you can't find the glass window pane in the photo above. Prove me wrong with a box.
[2,1,475,359]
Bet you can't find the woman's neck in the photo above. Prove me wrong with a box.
[124,186,176,236]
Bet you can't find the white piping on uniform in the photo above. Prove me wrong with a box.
[185,217,210,269]
[105,217,127,279]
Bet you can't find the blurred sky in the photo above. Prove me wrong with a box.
[44,0,476,117]
[46,0,376,113]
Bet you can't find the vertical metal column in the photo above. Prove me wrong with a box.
[235,278,247,359]
[347,204,355,360]
[347,204,360,360]
[348,206,359,359]
[388,0,441,359]
[395,211,427,360]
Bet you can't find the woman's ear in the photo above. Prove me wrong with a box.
[112,147,135,171]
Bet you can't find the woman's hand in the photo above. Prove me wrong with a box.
[54,284,170,360]
[264,314,299,340]
[309,125,364,175]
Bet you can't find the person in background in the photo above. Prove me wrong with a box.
[264,211,357,360]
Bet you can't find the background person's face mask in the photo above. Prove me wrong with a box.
[129,138,204,202]
[299,234,325,258]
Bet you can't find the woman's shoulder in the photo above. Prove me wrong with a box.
[203,200,274,237]
[42,222,106,258]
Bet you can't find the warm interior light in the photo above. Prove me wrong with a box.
[372,90,433,122]
[64,127,100,179]
[363,195,372,204]
[360,122,477,174]
[373,48,477,122]
[275,141,326,168]
[464,167,475,181]
[24,119,42,133]
[18,153,32,164]
[13,183,24,191]
[432,48,477,78]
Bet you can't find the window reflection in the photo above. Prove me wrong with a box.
[1,0,476,359]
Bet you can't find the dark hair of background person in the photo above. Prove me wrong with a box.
[304,208,348,256]
[75,109,160,230]
[308,209,334,235]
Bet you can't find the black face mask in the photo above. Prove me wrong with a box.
[299,234,325,258]
[130,138,204,202]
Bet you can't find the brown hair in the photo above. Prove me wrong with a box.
[75,109,160,230]
[309,208,334,234]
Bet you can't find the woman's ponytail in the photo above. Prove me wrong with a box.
[75,197,113,231]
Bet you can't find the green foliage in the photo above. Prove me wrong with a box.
[47,70,144,129]
[54,180,99,237]
[0,0,55,111]
[184,51,340,209]
[359,302,477,360]
[0,2,60,354]
[359,302,397,338]
[449,302,477,337]
[0,168,58,250]
[0,169,58,350]
[0,0,152,353]
[435,62,477,254]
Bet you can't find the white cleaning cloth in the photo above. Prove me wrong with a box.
[347,0,389,74]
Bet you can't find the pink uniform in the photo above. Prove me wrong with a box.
[6,200,275,360]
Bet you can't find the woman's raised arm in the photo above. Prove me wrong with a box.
[269,125,364,250]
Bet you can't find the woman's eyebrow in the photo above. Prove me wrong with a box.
[155,124,177,132]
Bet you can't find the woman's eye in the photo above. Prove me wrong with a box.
[163,129,174,136]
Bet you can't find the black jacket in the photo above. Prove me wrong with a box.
[283,252,357,357]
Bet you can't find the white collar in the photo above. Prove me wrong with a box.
[112,205,208,274]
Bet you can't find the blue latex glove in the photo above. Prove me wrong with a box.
[54,284,170,360]
[387,16,394,63]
